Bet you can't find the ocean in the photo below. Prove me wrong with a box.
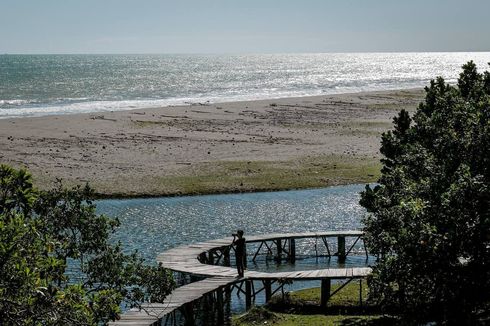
[1,52,489,118]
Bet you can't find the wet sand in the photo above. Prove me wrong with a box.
[0,88,425,197]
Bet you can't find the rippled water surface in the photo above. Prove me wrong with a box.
[97,184,368,262]
[2,52,489,117]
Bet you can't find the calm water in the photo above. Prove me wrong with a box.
[97,184,372,314]
[1,52,489,118]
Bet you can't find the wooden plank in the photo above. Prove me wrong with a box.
[296,270,317,278]
[110,276,237,325]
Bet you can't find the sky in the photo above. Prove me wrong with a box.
[1,0,490,54]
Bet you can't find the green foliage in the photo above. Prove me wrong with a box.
[360,62,490,323]
[0,165,175,325]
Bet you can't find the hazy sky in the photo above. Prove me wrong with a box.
[1,0,489,54]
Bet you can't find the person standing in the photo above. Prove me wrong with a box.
[232,230,246,277]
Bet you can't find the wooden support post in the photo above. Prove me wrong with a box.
[183,302,194,326]
[289,238,296,262]
[338,236,346,262]
[224,247,230,266]
[245,281,252,310]
[264,280,272,302]
[225,285,231,300]
[320,279,331,307]
[202,293,212,317]
[224,285,232,320]
[276,239,282,261]
[359,279,363,306]
[216,288,224,324]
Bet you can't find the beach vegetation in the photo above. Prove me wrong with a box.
[233,281,396,325]
[0,165,174,325]
[145,155,381,197]
[55,154,380,198]
[360,61,490,323]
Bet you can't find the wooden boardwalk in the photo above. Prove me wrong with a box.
[109,276,237,326]
[112,231,371,325]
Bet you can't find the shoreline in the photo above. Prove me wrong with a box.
[0,88,425,198]
[92,175,373,200]
[0,87,422,120]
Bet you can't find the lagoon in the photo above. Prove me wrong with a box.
[97,184,373,314]
[97,184,369,262]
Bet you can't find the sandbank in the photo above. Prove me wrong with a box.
[0,88,425,197]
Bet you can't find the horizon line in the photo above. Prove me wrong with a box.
[2,50,490,56]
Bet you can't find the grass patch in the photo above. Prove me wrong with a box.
[233,281,398,326]
[148,155,380,196]
[30,154,381,198]
[290,280,369,307]
[233,312,389,326]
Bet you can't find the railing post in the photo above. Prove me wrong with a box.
[216,288,224,323]
[276,239,282,261]
[338,236,346,262]
[289,238,296,262]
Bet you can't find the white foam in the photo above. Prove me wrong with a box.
[0,84,420,119]
[0,99,33,105]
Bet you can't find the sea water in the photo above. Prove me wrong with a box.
[1,52,489,118]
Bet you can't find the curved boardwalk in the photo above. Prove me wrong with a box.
[111,231,371,325]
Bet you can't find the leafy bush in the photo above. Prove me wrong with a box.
[0,165,174,325]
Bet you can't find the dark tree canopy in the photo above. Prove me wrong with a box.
[360,61,490,323]
[0,165,175,325]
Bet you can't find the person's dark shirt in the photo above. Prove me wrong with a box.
[235,237,246,256]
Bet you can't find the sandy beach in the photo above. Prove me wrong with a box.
[0,88,424,197]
